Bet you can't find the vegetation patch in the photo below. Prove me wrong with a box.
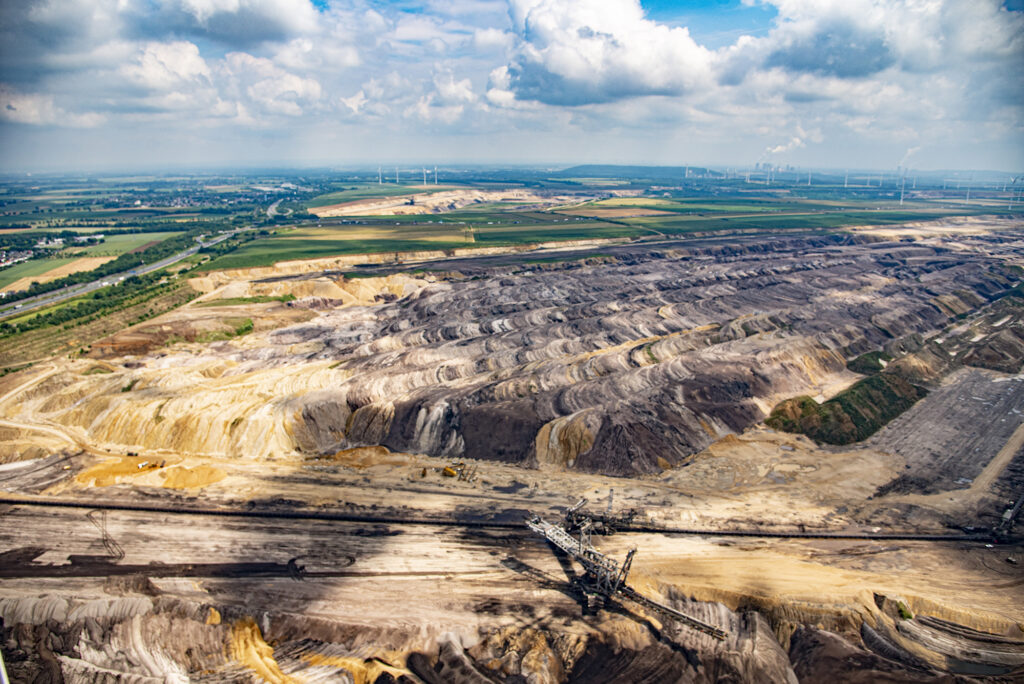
[188,317,254,343]
[766,373,927,444]
[197,295,295,307]
[0,362,33,378]
[0,283,197,366]
[846,350,893,375]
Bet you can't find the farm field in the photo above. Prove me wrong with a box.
[0,257,117,293]
[70,231,183,256]
[198,219,631,270]
[619,208,984,235]
[198,202,1002,272]
[0,258,78,290]
[305,183,457,208]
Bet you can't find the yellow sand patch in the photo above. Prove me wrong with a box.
[160,465,226,490]
[75,456,165,487]
[301,653,412,684]
[329,445,417,469]
[1,256,116,294]
[229,618,293,684]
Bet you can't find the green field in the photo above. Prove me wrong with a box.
[73,231,183,256]
[305,184,456,209]
[197,203,1000,272]
[584,196,951,215]
[197,295,296,307]
[200,219,642,270]
[198,238,470,270]
[0,258,77,289]
[621,208,982,235]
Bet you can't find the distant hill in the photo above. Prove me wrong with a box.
[554,164,720,180]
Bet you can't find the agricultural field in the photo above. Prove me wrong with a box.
[305,183,456,208]
[618,207,986,235]
[198,218,633,270]
[0,280,197,367]
[0,257,116,294]
[0,258,78,290]
[198,197,1006,272]
[69,231,183,256]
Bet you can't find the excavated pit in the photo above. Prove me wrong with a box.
[2,221,1023,682]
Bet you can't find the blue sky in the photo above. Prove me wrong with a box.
[642,0,778,47]
[0,0,1021,172]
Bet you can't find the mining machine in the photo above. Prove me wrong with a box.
[563,492,639,536]
[526,503,727,640]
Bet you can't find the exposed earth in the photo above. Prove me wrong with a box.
[309,188,600,217]
[1,217,1023,682]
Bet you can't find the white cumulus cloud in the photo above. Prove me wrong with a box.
[504,0,714,105]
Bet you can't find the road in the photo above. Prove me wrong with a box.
[0,228,244,321]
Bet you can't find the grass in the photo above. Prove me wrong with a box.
[847,350,893,375]
[197,238,470,271]
[190,317,254,343]
[197,295,295,307]
[72,231,182,257]
[766,373,927,445]
[0,362,34,377]
[0,258,78,289]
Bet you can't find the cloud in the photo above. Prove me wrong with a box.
[503,0,713,105]
[738,0,1024,78]
[765,21,895,78]
[221,52,321,117]
[473,27,513,51]
[121,41,211,90]
[0,0,1021,170]
[123,0,320,48]
[0,85,105,127]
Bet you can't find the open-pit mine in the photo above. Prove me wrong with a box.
[2,215,1023,682]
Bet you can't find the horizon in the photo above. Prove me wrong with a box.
[0,162,1019,179]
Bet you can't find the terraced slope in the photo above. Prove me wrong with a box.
[4,228,1021,476]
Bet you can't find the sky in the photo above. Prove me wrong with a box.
[0,0,1021,173]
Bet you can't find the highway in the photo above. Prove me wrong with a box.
[0,228,244,321]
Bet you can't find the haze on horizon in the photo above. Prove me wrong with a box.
[0,0,1022,173]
